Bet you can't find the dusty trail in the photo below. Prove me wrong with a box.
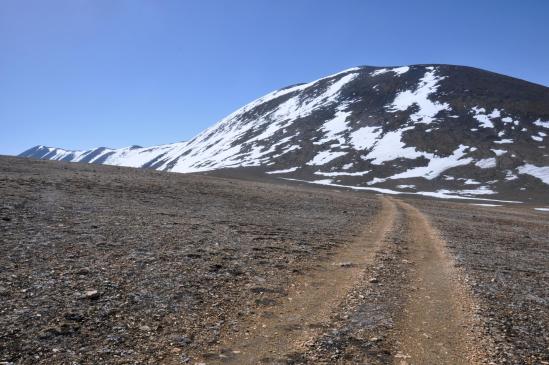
[208,198,397,364]
[203,196,484,364]
[391,199,482,364]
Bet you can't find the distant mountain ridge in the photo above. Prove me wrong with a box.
[20,64,549,201]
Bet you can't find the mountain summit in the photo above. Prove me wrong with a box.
[20,64,549,201]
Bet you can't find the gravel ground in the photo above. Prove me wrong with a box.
[0,157,378,364]
[412,199,549,364]
[1,156,547,364]
[293,202,409,364]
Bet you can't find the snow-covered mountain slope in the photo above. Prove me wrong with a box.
[20,64,549,201]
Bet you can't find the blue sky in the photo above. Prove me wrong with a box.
[1,0,548,155]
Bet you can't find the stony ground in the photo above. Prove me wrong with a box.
[0,157,379,364]
[413,199,549,364]
[1,156,548,364]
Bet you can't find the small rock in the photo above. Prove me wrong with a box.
[339,261,353,267]
[64,312,84,322]
[139,325,151,332]
[76,268,91,275]
[369,277,379,283]
[84,290,100,300]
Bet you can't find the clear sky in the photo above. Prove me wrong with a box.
[1,0,548,155]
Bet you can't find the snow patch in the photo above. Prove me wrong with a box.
[397,184,416,189]
[372,144,472,180]
[517,164,549,185]
[365,128,423,164]
[433,186,495,196]
[386,69,450,124]
[475,158,496,169]
[491,149,506,156]
[533,119,549,128]
[505,171,518,181]
[306,151,347,166]
[316,108,352,145]
[463,179,481,185]
[471,107,501,129]
[349,126,382,150]
[314,170,370,177]
[282,179,521,203]
[266,167,299,174]
[370,66,410,77]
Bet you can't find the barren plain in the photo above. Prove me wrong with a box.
[1,156,547,364]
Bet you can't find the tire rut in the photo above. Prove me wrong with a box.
[390,199,485,364]
[205,197,397,364]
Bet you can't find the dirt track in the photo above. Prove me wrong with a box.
[206,197,485,364]
[1,157,548,364]
[389,199,482,364]
[209,198,396,364]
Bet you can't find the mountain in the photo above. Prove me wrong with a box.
[19,64,549,202]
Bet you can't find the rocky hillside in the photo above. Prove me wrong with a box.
[20,64,549,201]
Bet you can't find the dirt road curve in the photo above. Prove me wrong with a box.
[208,196,485,364]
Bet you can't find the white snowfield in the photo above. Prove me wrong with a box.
[24,64,549,200]
[471,107,501,129]
[306,151,347,166]
[370,66,410,76]
[386,68,450,125]
[469,203,502,207]
[475,158,497,169]
[266,167,299,174]
[534,119,549,128]
[34,143,189,168]
[491,149,507,156]
[283,178,521,203]
[517,164,549,184]
[314,170,370,177]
